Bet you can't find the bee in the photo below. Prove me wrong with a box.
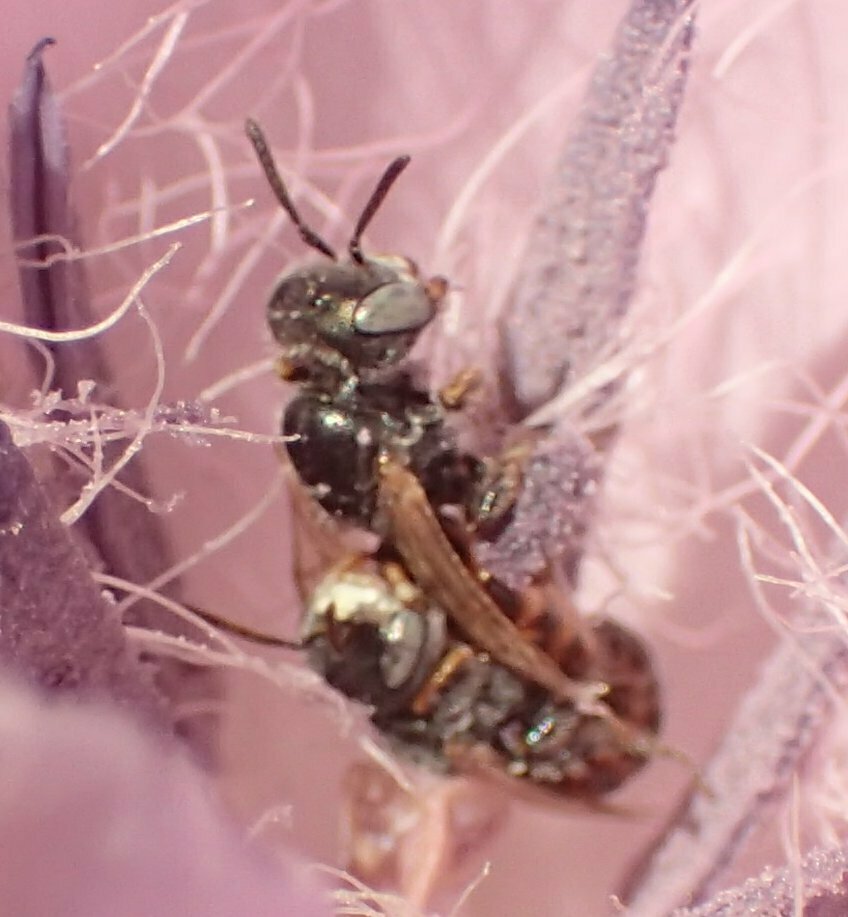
[246,121,575,695]
[245,119,482,530]
[301,489,660,799]
[193,456,660,800]
[199,510,659,799]
[216,120,662,798]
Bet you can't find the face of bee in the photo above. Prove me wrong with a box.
[268,254,443,382]
[246,118,445,386]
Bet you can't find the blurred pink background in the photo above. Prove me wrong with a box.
[3,1,848,914]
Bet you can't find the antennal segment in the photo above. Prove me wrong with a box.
[245,118,336,260]
[187,602,303,650]
[348,155,411,265]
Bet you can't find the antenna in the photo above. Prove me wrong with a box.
[348,155,411,265]
[245,118,336,260]
[187,603,303,650]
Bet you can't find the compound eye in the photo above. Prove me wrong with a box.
[353,282,435,336]
[380,611,427,689]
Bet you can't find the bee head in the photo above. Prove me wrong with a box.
[246,119,446,379]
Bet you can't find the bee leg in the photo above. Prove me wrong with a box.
[180,603,301,650]
[437,366,481,410]
[411,644,476,716]
[380,559,426,609]
[466,441,534,541]
[323,600,348,654]
[510,581,548,632]
[275,341,356,386]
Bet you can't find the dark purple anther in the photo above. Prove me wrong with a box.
[8,39,158,572]
[8,42,218,751]
[0,419,167,728]
[673,842,848,916]
[504,0,695,416]
[473,423,601,589]
[481,1,695,589]
[8,37,91,384]
[624,597,848,914]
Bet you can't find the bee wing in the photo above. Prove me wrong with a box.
[376,458,597,708]
[282,460,377,600]
[443,739,644,815]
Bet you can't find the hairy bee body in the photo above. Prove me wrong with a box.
[283,372,479,529]
[303,558,659,798]
[243,120,663,799]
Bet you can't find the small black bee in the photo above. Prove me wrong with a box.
[191,552,659,799]
[246,119,482,529]
[294,550,658,799]
[245,121,615,701]
[233,122,662,799]
[190,460,661,800]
